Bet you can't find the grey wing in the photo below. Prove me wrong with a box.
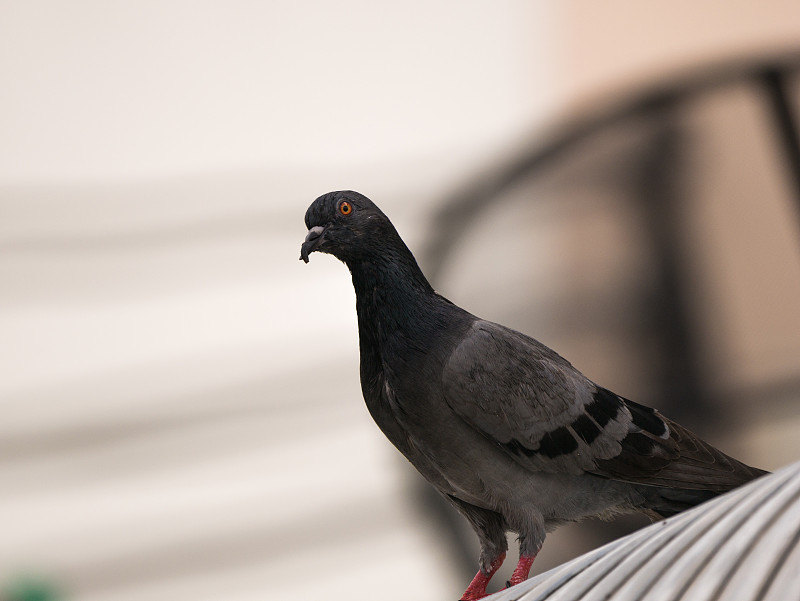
[442,320,635,475]
[442,321,764,488]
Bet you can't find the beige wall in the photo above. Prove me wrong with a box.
[555,2,800,105]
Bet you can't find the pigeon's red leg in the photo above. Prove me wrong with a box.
[505,553,537,588]
[459,552,506,601]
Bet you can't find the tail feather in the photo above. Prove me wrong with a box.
[640,486,722,518]
[638,465,768,518]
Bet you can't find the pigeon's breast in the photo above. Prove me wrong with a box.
[380,367,526,508]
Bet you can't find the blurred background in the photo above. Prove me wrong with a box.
[2,2,800,600]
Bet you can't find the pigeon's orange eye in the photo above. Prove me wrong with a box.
[339,201,353,216]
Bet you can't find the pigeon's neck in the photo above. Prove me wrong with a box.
[346,242,474,412]
[347,247,442,349]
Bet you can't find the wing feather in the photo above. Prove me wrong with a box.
[442,320,765,489]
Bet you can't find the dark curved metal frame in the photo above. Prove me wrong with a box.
[420,50,800,582]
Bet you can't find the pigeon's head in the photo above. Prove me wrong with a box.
[300,190,397,264]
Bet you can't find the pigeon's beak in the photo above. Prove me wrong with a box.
[300,225,327,263]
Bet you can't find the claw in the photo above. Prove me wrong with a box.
[459,551,506,600]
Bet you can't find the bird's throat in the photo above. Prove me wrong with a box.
[349,257,436,346]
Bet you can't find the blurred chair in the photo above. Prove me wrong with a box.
[418,50,800,585]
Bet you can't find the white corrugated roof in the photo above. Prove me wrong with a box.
[490,461,800,601]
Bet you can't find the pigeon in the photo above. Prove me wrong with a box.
[299,190,767,601]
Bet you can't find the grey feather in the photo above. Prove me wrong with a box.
[443,320,631,474]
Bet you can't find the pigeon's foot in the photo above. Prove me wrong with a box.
[504,553,537,589]
[459,552,506,601]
